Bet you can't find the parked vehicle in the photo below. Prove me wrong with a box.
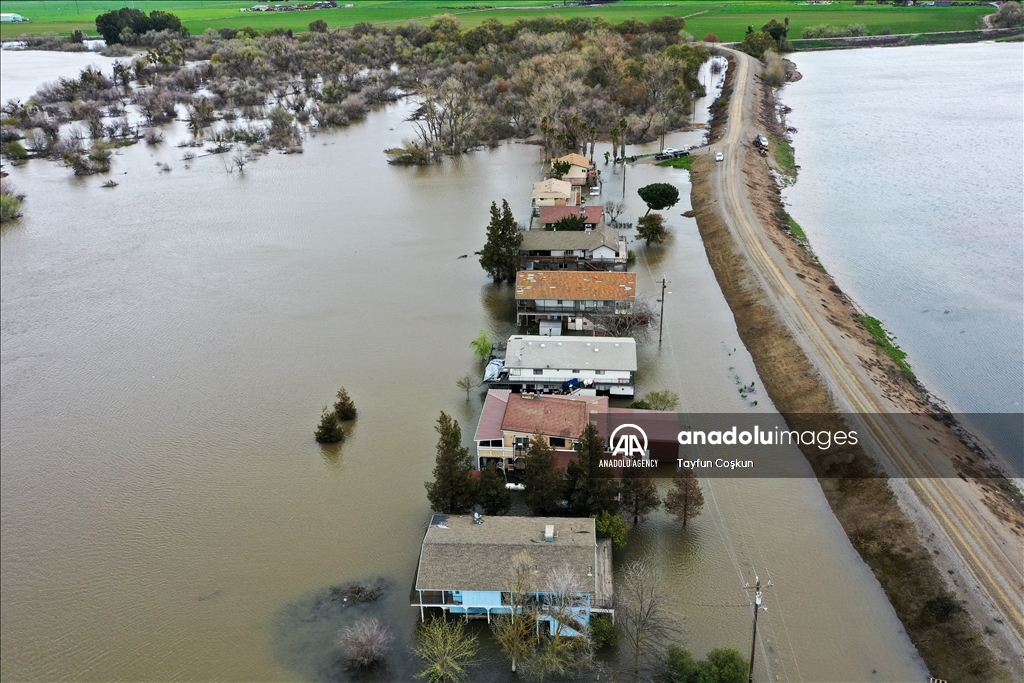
[715,152,724,162]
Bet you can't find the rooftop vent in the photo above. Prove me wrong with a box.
[544,525,555,542]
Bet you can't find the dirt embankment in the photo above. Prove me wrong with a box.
[689,89,1016,681]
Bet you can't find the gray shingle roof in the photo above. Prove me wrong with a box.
[519,224,619,252]
[415,515,597,594]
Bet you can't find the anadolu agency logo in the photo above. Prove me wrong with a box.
[602,424,658,468]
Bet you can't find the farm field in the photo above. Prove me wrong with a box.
[0,0,993,41]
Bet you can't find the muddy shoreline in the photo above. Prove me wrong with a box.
[688,57,1015,682]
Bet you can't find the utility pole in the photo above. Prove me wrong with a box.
[621,156,626,197]
[657,277,669,344]
[743,575,773,682]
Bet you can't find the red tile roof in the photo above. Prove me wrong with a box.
[538,205,603,226]
[515,271,637,301]
[501,393,609,438]
[474,389,511,442]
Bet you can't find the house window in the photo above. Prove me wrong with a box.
[556,300,563,305]
[572,369,580,374]
[549,437,566,448]
[514,436,529,449]
[596,370,606,375]
[533,369,543,375]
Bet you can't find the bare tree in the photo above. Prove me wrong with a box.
[492,551,537,673]
[456,374,477,401]
[590,299,659,344]
[412,617,479,683]
[523,562,594,681]
[335,617,393,668]
[664,467,705,527]
[411,77,478,161]
[617,556,676,681]
[231,151,248,173]
[604,200,626,226]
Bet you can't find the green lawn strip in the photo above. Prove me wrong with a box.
[0,0,992,40]
[770,134,796,177]
[858,314,914,377]
[656,155,696,171]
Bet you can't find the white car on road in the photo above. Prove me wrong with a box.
[715,151,724,162]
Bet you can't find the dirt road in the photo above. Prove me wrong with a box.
[700,48,1023,677]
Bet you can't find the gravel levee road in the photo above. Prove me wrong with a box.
[696,47,1023,680]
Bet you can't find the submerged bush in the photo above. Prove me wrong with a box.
[0,181,25,223]
[335,618,393,668]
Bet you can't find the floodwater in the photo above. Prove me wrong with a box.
[781,43,1024,460]
[2,50,925,681]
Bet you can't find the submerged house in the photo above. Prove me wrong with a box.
[515,270,636,331]
[412,514,613,633]
[473,389,609,472]
[520,223,627,272]
[490,335,637,396]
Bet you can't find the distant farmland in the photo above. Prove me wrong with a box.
[0,0,992,42]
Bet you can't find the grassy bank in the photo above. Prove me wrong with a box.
[770,135,796,178]
[688,152,1005,683]
[858,314,914,377]
[656,155,696,171]
[0,0,993,40]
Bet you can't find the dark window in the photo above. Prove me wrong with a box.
[549,437,566,448]
[533,369,543,375]
[596,370,606,375]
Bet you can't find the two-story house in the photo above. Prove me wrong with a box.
[473,389,609,472]
[531,178,580,213]
[492,335,637,396]
[413,514,614,633]
[519,223,627,272]
[515,270,636,331]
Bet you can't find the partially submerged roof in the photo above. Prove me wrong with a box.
[538,205,603,226]
[520,223,620,252]
[504,336,638,372]
[515,270,636,302]
[531,178,573,200]
[502,392,608,438]
[415,515,597,593]
[553,153,591,169]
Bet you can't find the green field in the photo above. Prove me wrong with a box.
[0,0,992,41]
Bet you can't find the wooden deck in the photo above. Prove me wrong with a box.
[593,537,614,614]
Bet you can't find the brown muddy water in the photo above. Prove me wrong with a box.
[1,50,926,681]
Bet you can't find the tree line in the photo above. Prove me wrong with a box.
[2,12,709,176]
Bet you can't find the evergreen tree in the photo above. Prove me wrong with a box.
[636,213,667,245]
[314,407,344,443]
[665,467,705,527]
[333,387,357,420]
[425,412,477,514]
[621,467,660,526]
[477,461,512,515]
[478,199,522,283]
[523,434,565,516]
[566,423,619,517]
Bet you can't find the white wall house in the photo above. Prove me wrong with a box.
[494,335,637,396]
